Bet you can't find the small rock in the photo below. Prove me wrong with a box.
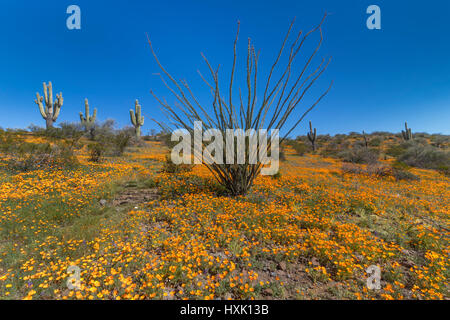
[311,257,320,266]
[263,288,273,295]
[99,199,107,206]
[278,261,287,271]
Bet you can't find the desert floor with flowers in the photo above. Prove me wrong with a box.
[0,133,448,300]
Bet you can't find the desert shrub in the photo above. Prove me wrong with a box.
[86,119,116,141]
[341,163,364,175]
[342,163,390,177]
[430,134,450,149]
[338,146,379,164]
[149,16,331,195]
[286,140,308,156]
[365,163,392,177]
[86,122,134,157]
[385,141,418,158]
[112,131,132,156]
[159,132,180,150]
[271,171,282,179]
[0,130,23,153]
[398,144,450,172]
[341,162,419,181]
[279,147,286,161]
[6,142,78,172]
[29,122,83,140]
[368,136,382,147]
[392,168,420,181]
[320,140,348,158]
[87,143,105,163]
[414,132,430,139]
[317,134,331,143]
[161,155,192,173]
[372,131,391,136]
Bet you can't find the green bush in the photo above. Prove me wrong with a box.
[399,144,450,172]
[87,143,105,163]
[6,142,78,172]
[368,137,382,147]
[286,139,308,156]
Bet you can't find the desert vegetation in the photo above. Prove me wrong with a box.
[0,16,448,301]
[0,126,448,300]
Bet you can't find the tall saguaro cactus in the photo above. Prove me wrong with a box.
[362,130,369,148]
[34,82,63,129]
[80,98,97,128]
[401,122,413,140]
[307,121,317,151]
[130,100,144,137]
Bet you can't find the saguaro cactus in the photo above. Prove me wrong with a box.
[34,82,63,129]
[130,100,144,137]
[401,122,413,140]
[362,130,369,148]
[80,98,97,128]
[307,121,317,151]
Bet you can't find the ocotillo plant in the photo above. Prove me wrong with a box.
[79,98,97,129]
[130,100,144,137]
[402,122,413,140]
[34,82,63,129]
[307,121,317,151]
[148,14,332,195]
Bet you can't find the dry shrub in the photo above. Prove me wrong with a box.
[161,155,193,174]
[341,162,419,181]
[7,142,79,172]
[148,15,332,195]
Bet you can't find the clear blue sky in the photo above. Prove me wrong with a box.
[0,0,449,135]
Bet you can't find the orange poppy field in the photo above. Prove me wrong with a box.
[0,132,448,300]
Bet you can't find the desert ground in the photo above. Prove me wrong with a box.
[0,128,448,300]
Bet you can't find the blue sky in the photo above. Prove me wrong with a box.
[0,0,449,135]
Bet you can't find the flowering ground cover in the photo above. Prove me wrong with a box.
[0,138,448,300]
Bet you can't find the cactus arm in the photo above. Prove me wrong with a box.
[35,93,47,119]
[43,83,49,107]
[47,82,53,109]
[130,110,137,126]
[52,93,62,121]
[91,108,97,122]
[135,100,140,118]
[85,99,90,120]
[135,100,144,125]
